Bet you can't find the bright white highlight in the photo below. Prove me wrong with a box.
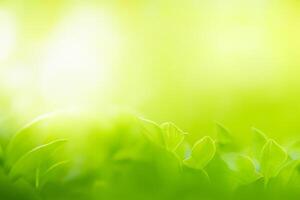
[0,10,16,61]
[40,7,121,106]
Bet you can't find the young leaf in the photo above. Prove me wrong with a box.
[233,155,261,184]
[260,139,287,182]
[175,140,191,160]
[161,122,187,152]
[184,136,216,170]
[215,123,236,151]
[9,139,67,180]
[252,127,268,160]
[6,111,59,166]
[139,118,164,147]
[287,140,300,160]
[275,160,300,187]
[37,160,69,188]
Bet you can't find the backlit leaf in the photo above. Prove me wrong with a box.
[260,139,287,182]
[9,139,67,180]
[184,136,216,169]
[252,127,268,160]
[161,122,187,152]
[216,123,236,152]
[139,118,164,147]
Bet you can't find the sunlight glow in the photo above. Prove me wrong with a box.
[40,7,121,106]
[0,10,16,61]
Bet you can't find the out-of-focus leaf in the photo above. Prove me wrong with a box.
[287,140,300,160]
[6,112,59,166]
[252,127,268,160]
[260,139,287,182]
[139,118,164,147]
[216,123,236,152]
[275,160,300,187]
[175,140,191,161]
[161,122,187,152]
[9,139,67,180]
[35,167,40,189]
[37,160,70,189]
[0,144,3,165]
[233,155,261,185]
[184,136,216,170]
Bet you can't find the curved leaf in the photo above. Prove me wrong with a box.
[37,160,70,188]
[161,122,187,152]
[184,136,216,169]
[260,139,287,182]
[175,140,191,160]
[215,123,236,152]
[275,160,300,187]
[139,118,164,147]
[233,155,261,184]
[287,140,300,160]
[9,139,67,180]
[252,127,268,160]
[6,112,60,166]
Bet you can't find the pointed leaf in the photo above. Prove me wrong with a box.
[234,155,261,184]
[161,122,187,152]
[139,118,164,147]
[38,160,70,188]
[260,139,287,181]
[216,123,236,151]
[184,136,216,169]
[175,140,191,160]
[6,112,59,166]
[9,139,67,180]
[287,140,300,160]
[252,127,268,160]
[275,160,300,187]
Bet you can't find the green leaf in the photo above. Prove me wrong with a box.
[9,139,67,180]
[174,140,191,160]
[37,160,69,189]
[6,112,59,166]
[184,136,216,170]
[260,139,287,182]
[0,144,3,165]
[287,140,300,160]
[233,155,261,184]
[252,127,268,160]
[161,122,187,152]
[139,118,164,147]
[215,123,236,151]
[35,167,40,189]
[275,160,300,187]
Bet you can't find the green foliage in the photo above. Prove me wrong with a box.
[161,122,187,152]
[9,139,67,181]
[252,127,268,160]
[222,154,261,185]
[184,136,216,170]
[0,113,299,200]
[260,139,288,184]
[139,118,165,147]
[216,123,237,152]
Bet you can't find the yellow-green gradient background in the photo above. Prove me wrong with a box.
[1,0,300,143]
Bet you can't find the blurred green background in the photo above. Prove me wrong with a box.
[1,0,300,144]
